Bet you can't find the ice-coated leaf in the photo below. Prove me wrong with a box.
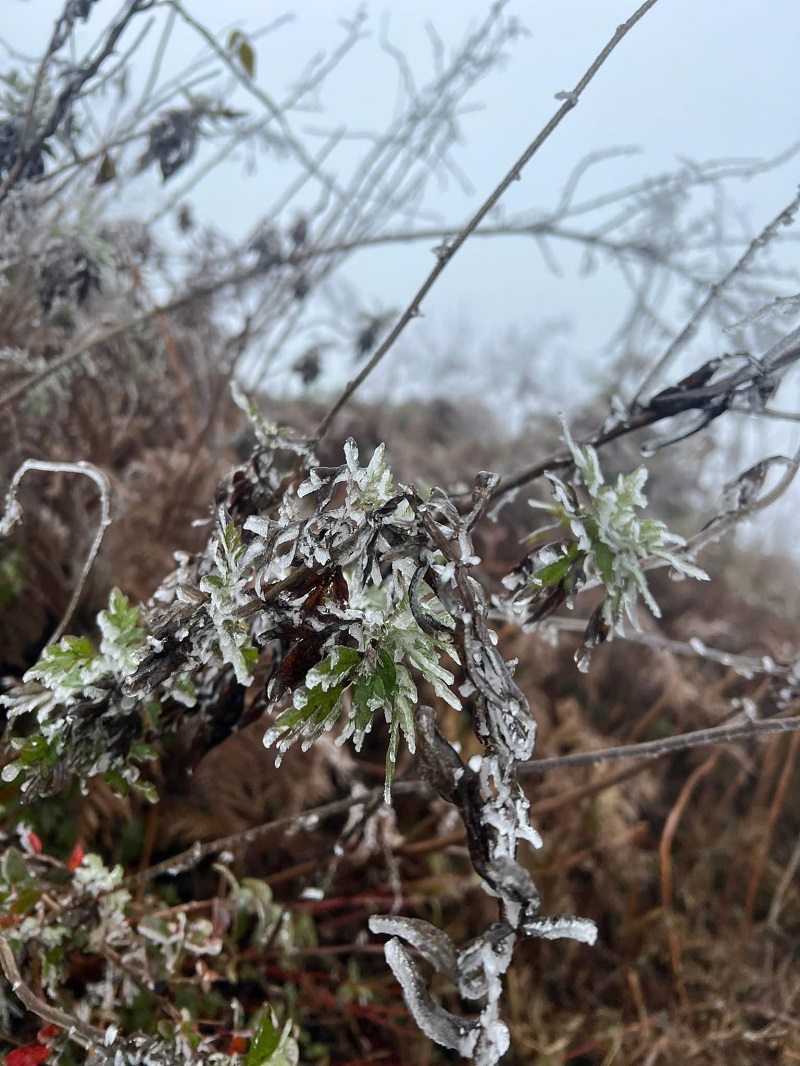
[522,914,598,945]
[98,588,147,675]
[387,601,460,709]
[230,380,287,449]
[369,915,458,980]
[559,413,603,494]
[245,1009,299,1066]
[200,511,259,684]
[382,938,479,1057]
[26,636,104,701]
[545,415,709,646]
[723,292,800,331]
[264,681,347,754]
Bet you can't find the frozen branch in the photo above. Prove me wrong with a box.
[1,459,112,644]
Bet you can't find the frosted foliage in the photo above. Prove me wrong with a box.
[4,423,598,1063]
[523,914,599,945]
[369,916,457,979]
[0,588,158,796]
[556,414,708,634]
[366,459,597,1063]
[200,509,259,685]
[493,414,713,674]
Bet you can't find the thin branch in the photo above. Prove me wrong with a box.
[531,614,786,678]
[0,934,106,1048]
[685,443,800,557]
[519,715,800,776]
[561,141,800,222]
[0,460,112,644]
[767,821,800,927]
[632,186,800,405]
[167,0,344,205]
[149,13,363,225]
[313,0,661,444]
[0,0,157,206]
[461,332,800,508]
[292,220,699,274]
[118,780,426,892]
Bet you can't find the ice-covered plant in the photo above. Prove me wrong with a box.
[0,403,611,1066]
[200,511,260,685]
[265,595,459,801]
[553,416,708,625]
[1,588,157,799]
[504,416,708,669]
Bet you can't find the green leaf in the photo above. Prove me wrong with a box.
[99,588,146,673]
[10,886,41,915]
[375,648,397,694]
[266,682,346,751]
[242,644,259,666]
[350,674,377,732]
[228,30,256,79]
[330,646,361,675]
[0,546,26,607]
[134,779,159,804]
[238,39,256,78]
[382,662,417,802]
[247,1012,280,1066]
[246,1010,288,1066]
[103,768,130,797]
[2,847,31,887]
[530,550,578,589]
[129,740,157,763]
[592,540,615,586]
[303,646,359,691]
[13,733,58,768]
[29,636,99,692]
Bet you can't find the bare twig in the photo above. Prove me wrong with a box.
[767,822,800,927]
[167,1,344,205]
[313,0,661,443]
[632,187,800,405]
[685,443,800,556]
[532,614,786,678]
[519,715,800,776]
[460,334,800,507]
[0,460,112,644]
[118,780,426,892]
[0,0,158,205]
[0,933,106,1047]
[118,715,800,892]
